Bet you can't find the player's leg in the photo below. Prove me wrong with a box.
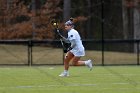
[84,59,93,70]
[59,51,74,77]
[64,51,74,70]
[71,56,84,66]
[72,57,93,70]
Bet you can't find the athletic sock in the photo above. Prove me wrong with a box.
[84,60,88,65]
[64,70,68,73]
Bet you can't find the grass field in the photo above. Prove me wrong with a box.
[0,66,139,93]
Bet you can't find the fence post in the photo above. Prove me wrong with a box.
[28,40,33,66]
[28,41,30,66]
[101,0,104,66]
[63,51,64,65]
[137,41,139,65]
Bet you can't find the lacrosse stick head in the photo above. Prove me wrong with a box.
[51,19,59,28]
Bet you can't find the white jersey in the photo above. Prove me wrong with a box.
[67,29,85,56]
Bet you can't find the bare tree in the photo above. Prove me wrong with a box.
[133,0,140,40]
[122,0,134,39]
[63,0,71,21]
[31,0,36,39]
[122,0,129,39]
[133,0,140,52]
[86,0,92,39]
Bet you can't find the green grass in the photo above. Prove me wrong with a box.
[0,66,139,93]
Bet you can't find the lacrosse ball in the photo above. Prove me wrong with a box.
[53,23,57,26]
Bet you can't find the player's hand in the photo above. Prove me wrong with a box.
[57,34,63,39]
[63,49,67,53]
[67,47,72,52]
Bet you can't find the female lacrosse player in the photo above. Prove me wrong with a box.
[59,18,93,77]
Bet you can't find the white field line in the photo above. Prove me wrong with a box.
[95,74,140,76]
[0,82,139,89]
[0,84,96,89]
[102,88,140,90]
[112,82,130,85]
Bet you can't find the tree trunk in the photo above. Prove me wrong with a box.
[86,0,92,39]
[122,0,129,39]
[133,0,140,39]
[133,0,140,52]
[32,0,36,39]
[6,0,12,25]
[63,0,71,21]
[6,0,12,10]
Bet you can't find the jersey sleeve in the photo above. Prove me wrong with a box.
[68,32,76,41]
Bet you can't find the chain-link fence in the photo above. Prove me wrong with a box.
[0,0,140,66]
[0,40,139,66]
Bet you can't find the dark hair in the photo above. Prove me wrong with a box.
[65,18,75,27]
[69,18,73,22]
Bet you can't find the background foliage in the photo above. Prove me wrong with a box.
[0,0,140,40]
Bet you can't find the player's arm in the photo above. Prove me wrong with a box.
[56,29,70,43]
[61,37,70,43]
[67,39,76,51]
[70,39,76,48]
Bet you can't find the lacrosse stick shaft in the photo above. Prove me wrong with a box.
[57,29,64,38]
[60,39,66,49]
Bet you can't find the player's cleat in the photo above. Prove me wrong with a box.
[59,72,69,77]
[85,59,93,71]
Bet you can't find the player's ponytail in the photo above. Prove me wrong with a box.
[69,17,73,22]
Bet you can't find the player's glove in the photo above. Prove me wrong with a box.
[63,49,67,53]
[67,47,73,52]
